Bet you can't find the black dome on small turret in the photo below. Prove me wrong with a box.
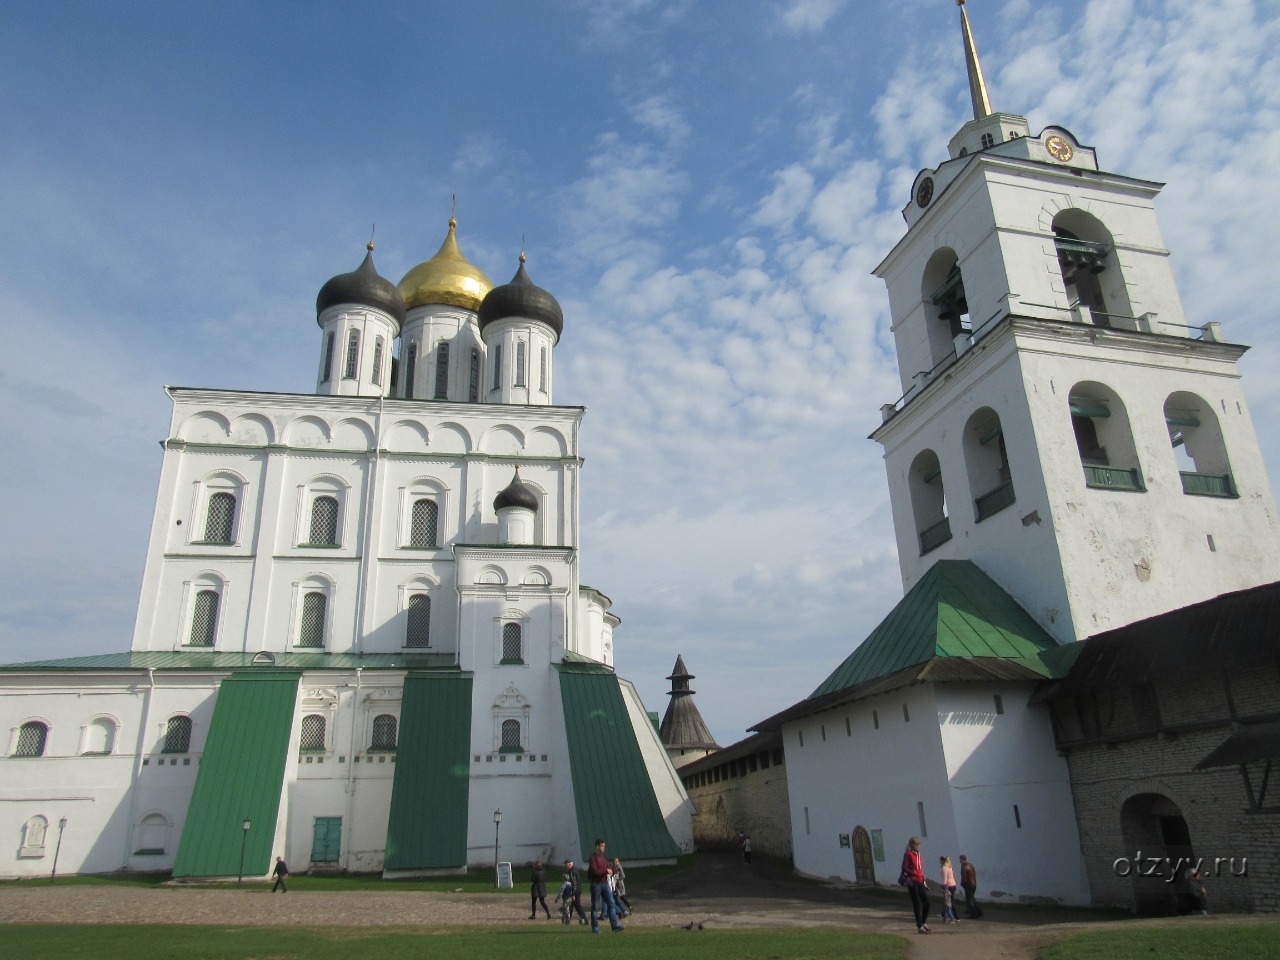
[477,257,563,340]
[316,245,406,328]
[493,469,540,512]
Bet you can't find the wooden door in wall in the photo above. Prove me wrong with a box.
[852,826,874,883]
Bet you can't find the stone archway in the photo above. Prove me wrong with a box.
[1119,792,1194,915]
[851,826,875,883]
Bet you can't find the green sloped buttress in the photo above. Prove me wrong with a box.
[557,664,680,861]
[384,672,474,870]
[172,671,302,878]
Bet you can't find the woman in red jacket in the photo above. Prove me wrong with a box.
[901,836,931,933]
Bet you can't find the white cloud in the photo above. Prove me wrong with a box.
[778,0,845,34]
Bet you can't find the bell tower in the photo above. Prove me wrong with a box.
[870,0,1280,643]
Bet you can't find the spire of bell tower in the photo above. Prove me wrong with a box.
[958,0,993,120]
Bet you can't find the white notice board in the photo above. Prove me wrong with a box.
[496,861,513,889]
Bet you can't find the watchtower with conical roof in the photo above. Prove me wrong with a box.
[659,655,719,768]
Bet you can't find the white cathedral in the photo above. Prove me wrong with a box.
[0,223,693,878]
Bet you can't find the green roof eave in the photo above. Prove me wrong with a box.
[0,651,461,672]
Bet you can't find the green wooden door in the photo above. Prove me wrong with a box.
[311,817,341,864]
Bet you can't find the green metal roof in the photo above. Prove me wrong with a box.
[811,560,1063,698]
[556,663,680,861]
[384,672,474,871]
[0,651,458,672]
[172,671,301,878]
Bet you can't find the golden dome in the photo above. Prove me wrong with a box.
[397,218,493,312]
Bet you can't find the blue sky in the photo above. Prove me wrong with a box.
[3,0,1279,742]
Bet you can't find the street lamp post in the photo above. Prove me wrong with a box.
[493,809,503,889]
[237,818,252,887]
[49,817,68,883]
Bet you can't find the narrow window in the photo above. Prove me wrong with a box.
[804,806,811,835]
[163,716,192,754]
[491,343,503,391]
[469,349,480,402]
[539,346,548,392]
[845,717,851,736]
[994,694,1005,715]
[798,729,804,747]
[820,724,826,741]
[298,592,327,648]
[405,593,431,647]
[404,342,417,399]
[760,751,770,770]
[188,590,219,647]
[371,336,384,386]
[371,714,397,750]
[872,710,879,729]
[300,714,326,751]
[502,622,522,662]
[501,718,522,752]
[903,703,910,722]
[917,801,928,838]
[309,495,339,545]
[1013,804,1022,828]
[320,331,335,383]
[14,721,48,757]
[514,341,526,386]
[204,492,236,543]
[343,329,360,380]
[434,341,449,399]
[409,498,438,547]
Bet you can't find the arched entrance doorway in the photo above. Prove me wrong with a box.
[851,826,875,883]
[1119,793,1194,915]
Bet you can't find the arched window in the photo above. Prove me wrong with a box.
[909,450,951,555]
[921,247,971,368]
[188,589,220,646]
[320,331,336,383]
[404,342,417,400]
[203,492,236,543]
[406,593,431,648]
[1052,210,1133,328]
[491,343,503,391]
[410,498,438,547]
[1165,392,1236,497]
[135,813,170,855]
[343,328,360,380]
[539,346,548,393]
[502,622,523,663]
[300,714,326,751]
[501,718,522,752]
[163,716,192,754]
[371,335,385,386]
[514,341,526,386]
[469,349,480,402]
[434,341,450,399]
[309,495,339,545]
[14,721,48,757]
[83,717,118,755]
[371,714,397,751]
[1069,383,1144,491]
[297,592,327,648]
[963,408,1015,521]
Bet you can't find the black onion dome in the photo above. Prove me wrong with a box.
[316,244,407,328]
[477,257,563,340]
[493,469,540,512]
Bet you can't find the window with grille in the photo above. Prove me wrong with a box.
[371,713,397,750]
[491,343,503,390]
[189,589,219,646]
[321,331,335,383]
[501,718,522,752]
[298,592,327,648]
[343,329,360,379]
[371,335,384,385]
[434,342,449,399]
[539,346,548,392]
[410,498,437,547]
[502,622,522,662]
[300,714,326,751]
[406,593,431,647]
[163,716,192,754]
[204,492,236,543]
[14,721,48,757]
[469,350,479,402]
[309,496,339,545]
[404,342,417,399]
[514,341,526,386]
[981,132,995,148]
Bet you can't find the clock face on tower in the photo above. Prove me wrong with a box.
[916,177,935,209]
[1046,135,1074,162]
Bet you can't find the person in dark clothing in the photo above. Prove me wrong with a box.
[587,838,623,933]
[271,856,289,893]
[901,837,930,933]
[960,855,983,918]
[563,859,588,924]
[528,859,551,919]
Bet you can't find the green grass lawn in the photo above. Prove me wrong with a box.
[7,924,905,960]
[1041,922,1280,960]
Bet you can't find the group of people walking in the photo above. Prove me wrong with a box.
[529,839,631,933]
[900,836,982,934]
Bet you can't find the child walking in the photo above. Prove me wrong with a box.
[939,856,959,924]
